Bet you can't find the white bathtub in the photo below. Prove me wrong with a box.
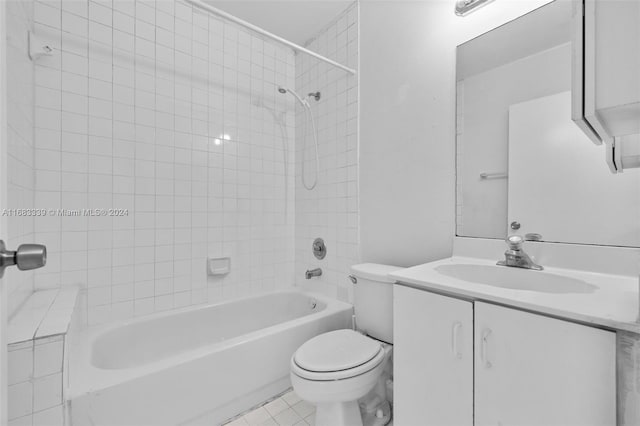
[67,290,353,426]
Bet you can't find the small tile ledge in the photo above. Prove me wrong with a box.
[8,287,80,346]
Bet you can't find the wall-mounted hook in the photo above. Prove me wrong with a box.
[28,32,54,61]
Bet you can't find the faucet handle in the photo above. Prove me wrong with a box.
[506,235,524,250]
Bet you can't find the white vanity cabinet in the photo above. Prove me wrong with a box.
[474,301,616,426]
[393,285,473,426]
[394,285,617,426]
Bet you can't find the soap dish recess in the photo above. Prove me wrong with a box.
[208,257,230,276]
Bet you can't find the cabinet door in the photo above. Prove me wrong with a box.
[572,0,606,146]
[572,0,640,171]
[591,0,640,138]
[474,302,616,426]
[393,285,473,426]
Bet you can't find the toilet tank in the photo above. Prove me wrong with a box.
[351,263,403,344]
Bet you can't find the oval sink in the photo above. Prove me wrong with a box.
[434,264,597,294]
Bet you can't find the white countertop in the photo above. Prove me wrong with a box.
[390,256,640,334]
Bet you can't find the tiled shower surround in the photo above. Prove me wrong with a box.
[31,0,299,324]
[6,0,36,317]
[295,4,359,301]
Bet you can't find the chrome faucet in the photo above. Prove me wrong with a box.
[305,268,322,279]
[497,235,543,271]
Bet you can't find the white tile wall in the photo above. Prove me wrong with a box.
[294,3,359,302]
[6,287,78,425]
[8,336,65,426]
[6,0,36,318]
[32,0,297,325]
[7,1,359,421]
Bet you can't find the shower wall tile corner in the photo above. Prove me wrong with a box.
[6,0,36,318]
[294,3,359,302]
[32,0,296,324]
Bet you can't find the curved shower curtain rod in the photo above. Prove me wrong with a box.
[185,0,357,76]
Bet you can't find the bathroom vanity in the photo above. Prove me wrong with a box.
[397,0,640,423]
[391,239,639,426]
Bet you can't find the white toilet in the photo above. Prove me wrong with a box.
[290,263,401,426]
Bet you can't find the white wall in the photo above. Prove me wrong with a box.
[6,0,35,318]
[295,3,359,302]
[359,0,553,268]
[32,0,297,325]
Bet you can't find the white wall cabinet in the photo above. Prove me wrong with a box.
[394,286,617,426]
[572,0,640,171]
[393,285,473,426]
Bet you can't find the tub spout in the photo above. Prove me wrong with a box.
[305,268,322,279]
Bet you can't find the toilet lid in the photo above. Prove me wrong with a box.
[293,329,382,372]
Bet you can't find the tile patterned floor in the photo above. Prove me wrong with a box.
[224,390,316,426]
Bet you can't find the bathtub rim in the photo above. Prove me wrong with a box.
[90,289,332,369]
[67,289,353,399]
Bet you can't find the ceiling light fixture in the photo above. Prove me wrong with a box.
[455,0,496,16]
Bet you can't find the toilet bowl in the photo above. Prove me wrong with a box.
[290,329,391,426]
[290,263,402,426]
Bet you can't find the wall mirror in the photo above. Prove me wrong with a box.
[455,0,640,247]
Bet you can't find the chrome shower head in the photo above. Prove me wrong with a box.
[278,86,307,107]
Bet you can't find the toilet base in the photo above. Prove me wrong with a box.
[316,401,363,426]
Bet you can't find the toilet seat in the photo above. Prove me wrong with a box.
[291,329,385,381]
